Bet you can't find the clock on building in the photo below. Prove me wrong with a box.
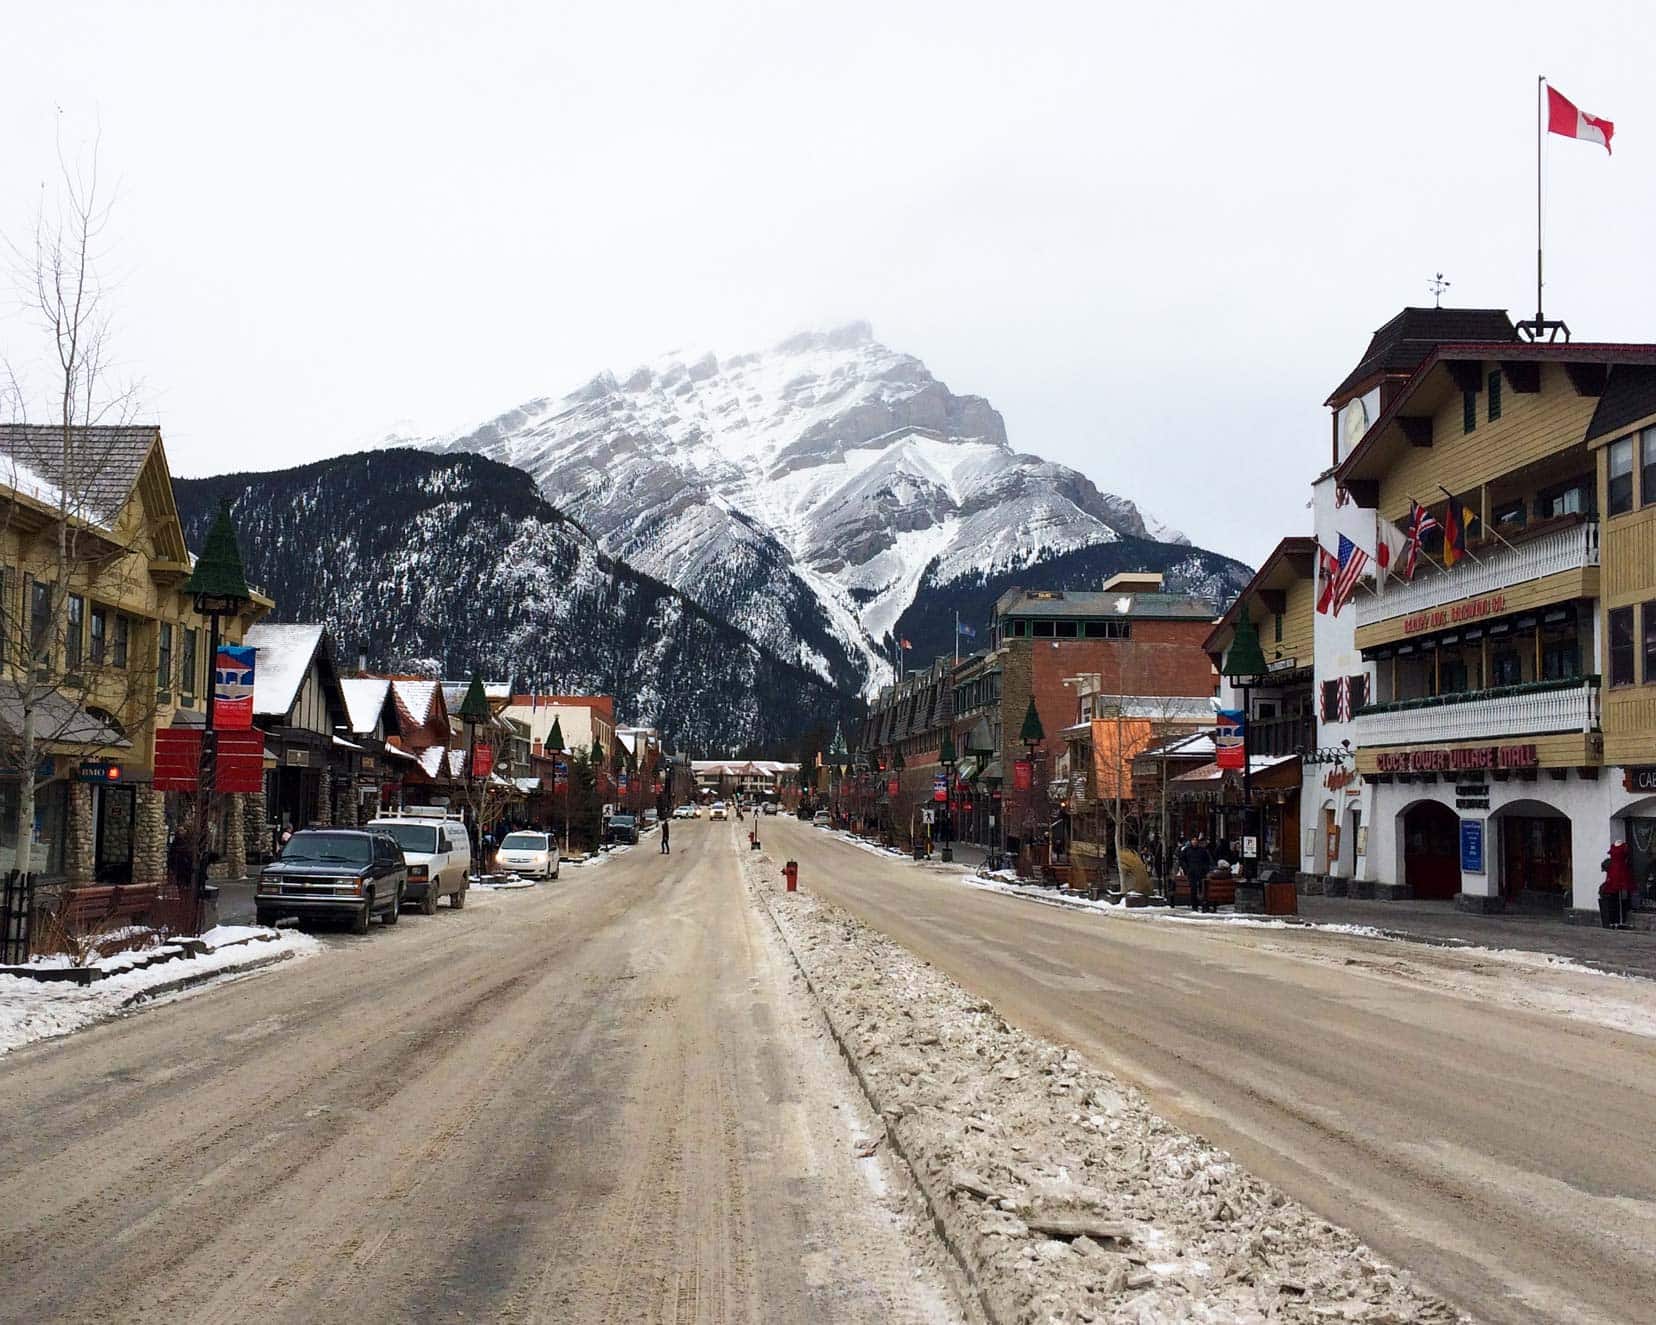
[1341,397,1369,455]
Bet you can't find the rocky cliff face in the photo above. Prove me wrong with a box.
[173,450,850,749]
[428,323,1246,693]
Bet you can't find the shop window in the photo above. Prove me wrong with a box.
[65,594,84,672]
[181,628,198,698]
[89,606,107,665]
[1643,428,1656,509]
[113,614,129,668]
[1610,607,1635,687]
[1054,620,1077,638]
[1645,602,1656,684]
[1487,370,1502,421]
[1462,389,1477,434]
[157,622,174,698]
[1032,620,1055,638]
[1609,437,1635,516]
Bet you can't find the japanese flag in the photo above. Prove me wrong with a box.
[1548,85,1613,154]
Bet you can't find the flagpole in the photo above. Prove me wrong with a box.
[954,610,959,665]
[1536,75,1546,329]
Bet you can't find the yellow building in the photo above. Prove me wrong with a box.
[1332,335,1656,916]
[0,425,270,888]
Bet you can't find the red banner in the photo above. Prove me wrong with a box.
[215,730,266,793]
[472,745,494,778]
[1013,759,1033,791]
[153,729,202,792]
[887,778,899,798]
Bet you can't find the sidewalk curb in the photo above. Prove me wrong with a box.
[118,947,297,1009]
[747,852,1007,1325]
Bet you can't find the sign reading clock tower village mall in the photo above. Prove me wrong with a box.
[1402,591,1507,636]
[1374,743,1539,774]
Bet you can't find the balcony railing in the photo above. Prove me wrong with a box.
[1354,520,1599,629]
[1353,676,1599,747]
[1249,714,1316,758]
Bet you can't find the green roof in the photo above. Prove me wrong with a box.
[183,498,252,602]
[458,671,492,723]
[1018,697,1045,744]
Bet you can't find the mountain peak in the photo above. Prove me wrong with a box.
[774,320,875,356]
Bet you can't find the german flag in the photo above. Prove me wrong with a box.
[1441,492,1479,567]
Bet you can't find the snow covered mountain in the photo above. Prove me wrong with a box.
[172,450,848,750]
[430,323,1247,694]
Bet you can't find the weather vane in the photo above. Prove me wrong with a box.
[1429,272,1451,308]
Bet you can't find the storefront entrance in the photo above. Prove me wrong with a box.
[94,785,136,884]
[1402,801,1460,900]
[1497,806,1572,907]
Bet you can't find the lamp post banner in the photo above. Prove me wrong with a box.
[213,644,256,730]
[1215,708,1246,770]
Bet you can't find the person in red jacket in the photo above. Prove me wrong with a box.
[1600,840,1635,929]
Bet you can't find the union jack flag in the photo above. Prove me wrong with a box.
[1404,500,1440,578]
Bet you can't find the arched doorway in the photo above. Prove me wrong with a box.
[1615,796,1656,910]
[1492,799,1572,909]
[1402,800,1460,900]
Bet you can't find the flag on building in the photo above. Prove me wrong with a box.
[1441,493,1478,567]
[1548,85,1614,154]
[957,621,977,638]
[1330,535,1369,614]
[1405,500,1440,577]
[1315,544,1340,614]
[1376,515,1413,585]
[900,638,913,650]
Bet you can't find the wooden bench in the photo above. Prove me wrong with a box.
[60,884,159,931]
[1171,873,1237,908]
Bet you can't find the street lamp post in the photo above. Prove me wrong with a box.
[1221,613,1268,884]
[938,728,956,863]
[459,672,491,875]
[181,499,253,934]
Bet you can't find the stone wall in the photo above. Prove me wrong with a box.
[224,794,246,879]
[243,788,267,866]
[65,784,95,884]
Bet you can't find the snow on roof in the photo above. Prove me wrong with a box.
[1172,754,1297,782]
[339,677,391,736]
[331,734,364,751]
[244,623,325,718]
[383,743,418,762]
[391,679,438,727]
[416,746,446,777]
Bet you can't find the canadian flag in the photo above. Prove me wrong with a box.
[1548,85,1613,154]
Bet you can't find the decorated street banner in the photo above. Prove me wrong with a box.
[473,744,495,778]
[887,778,899,798]
[932,772,947,803]
[1215,708,1246,770]
[554,760,568,791]
[1013,758,1033,791]
[619,771,630,793]
[213,644,256,730]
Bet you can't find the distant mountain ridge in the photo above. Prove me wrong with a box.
[424,322,1249,695]
[172,449,848,749]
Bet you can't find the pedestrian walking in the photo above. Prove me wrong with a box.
[661,820,671,855]
[1180,834,1214,911]
[1600,840,1635,929]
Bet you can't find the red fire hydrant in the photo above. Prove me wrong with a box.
[784,860,798,892]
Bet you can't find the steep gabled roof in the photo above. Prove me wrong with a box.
[1203,536,1317,655]
[1324,308,1517,406]
[340,676,394,738]
[244,622,327,718]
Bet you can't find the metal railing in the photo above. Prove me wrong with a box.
[1353,676,1599,746]
[1355,520,1599,629]
[1248,714,1316,758]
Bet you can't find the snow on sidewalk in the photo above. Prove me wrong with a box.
[0,928,322,1058]
[746,854,1466,1325]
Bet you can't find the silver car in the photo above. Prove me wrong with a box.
[497,830,560,879]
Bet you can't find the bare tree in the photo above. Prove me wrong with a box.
[1,143,151,882]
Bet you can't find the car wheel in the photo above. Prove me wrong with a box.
[256,909,274,927]
[383,886,401,924]
[422,880,439,916]
[352,894,372,935]
[450,886,466,909]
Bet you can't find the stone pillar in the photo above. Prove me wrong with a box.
[334,784,358,827]
[66,784,96,884]
[243,788,267,866]
[132,787,167,888]
[225,794,247,879]
[315,774,332,827]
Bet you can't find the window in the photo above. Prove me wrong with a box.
[1492,498,1527,532]
[65,595,84,671]
[1645,602,1656,684]
[181,627,198,697]
[1541,481,1590,519]
[28,578,51,666]
[1610,607,1635,686]
[1440,658,1470,693]
[112,614,129,668]
[1347,674,1369,711]
[1491,649,1523,687]
[157,622,174,696]
[1609,437,1635,516]
[1032,620,1055,638]
[1320,679,1340,721]
[1543,640,1581,681]
[1487,370,1502,422]
[89,607,107,665]
[1054,620,1077,639]
[1643,428,1656,509]
[1463,389,1477,434]
[1273,612,1283,643]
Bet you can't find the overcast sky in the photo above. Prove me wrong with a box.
[3,1,1651,568]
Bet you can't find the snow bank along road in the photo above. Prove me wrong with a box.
[767,815,1656,1325]
[0,823,964,1325]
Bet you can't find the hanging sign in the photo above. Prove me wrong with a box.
[1215,708,1246,770]
[932,772,947,802]
[618,770,629,793]
[553,760,568,791]
[153,729,203,791]
[215,731,266,793]
[213,644,256,730]
[1013,759,1033,791]
[472,745,495,778]
[887,778,899,798]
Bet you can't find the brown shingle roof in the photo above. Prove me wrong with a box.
[0,424,158,527]
[1324,308,1517,406]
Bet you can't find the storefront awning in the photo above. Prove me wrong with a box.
[982,759,1003,783]
[957,756,980,782]
[0,682,131,751]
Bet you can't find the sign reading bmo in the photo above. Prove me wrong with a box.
[1374,743,1539,774]
[1402,592,1507,636]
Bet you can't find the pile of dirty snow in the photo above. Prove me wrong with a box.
[746,855,1467,1325]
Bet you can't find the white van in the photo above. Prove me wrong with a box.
[368,808,471,914]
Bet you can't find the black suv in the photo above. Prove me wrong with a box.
[256,829,408,934]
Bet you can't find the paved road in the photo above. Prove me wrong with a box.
[770,816,1656,1325]
[0,823,960,1325]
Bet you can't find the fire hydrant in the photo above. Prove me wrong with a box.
[784,860,798,892]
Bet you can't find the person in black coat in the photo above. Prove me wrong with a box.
[1180,834,1214,910]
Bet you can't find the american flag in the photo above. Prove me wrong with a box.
[1330,535,1369,615]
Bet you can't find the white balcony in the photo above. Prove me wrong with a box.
[1354,521,1599,630]
[1353,677,1599,747]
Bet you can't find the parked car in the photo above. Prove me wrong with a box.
[256,828,406,934]
[709,801,728,821]
[367,809,471,914]
[497,830,560,879]
[672,804,696,820]
[762,801,778,815]
[608,813,639,844]
[642,807,659,827]
[812,810,831,827]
